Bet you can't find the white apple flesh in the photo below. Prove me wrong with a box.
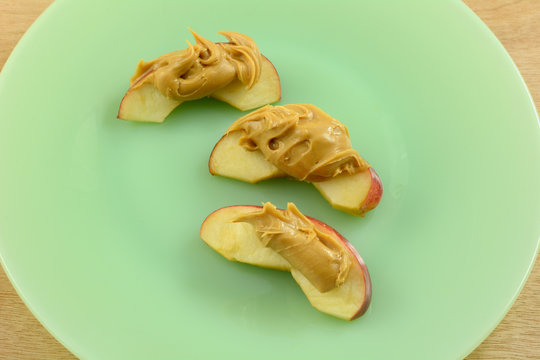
[117,74,183,123]
[200,205,290,271]
[200,205,372,320]
[313,168,383,216]
[211,56,281,111]
[208,131,286,184]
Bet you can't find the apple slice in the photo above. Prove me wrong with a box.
[313,168,383,216]
[200,205,371,320]
[208,132,383,215]
[209,131,286,183]
[118,56,280,123]
[117,72,183,123]
[200,205,291,270]
[200,205,372,320]
[211,56,281,111]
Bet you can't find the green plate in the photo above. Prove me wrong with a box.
[1,0,539,359]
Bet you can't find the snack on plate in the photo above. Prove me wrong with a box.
[200,202,372,320]
[118,30,281,122]
[209,104,383,216]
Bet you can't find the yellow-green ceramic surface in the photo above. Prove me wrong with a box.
[0,0,539,359]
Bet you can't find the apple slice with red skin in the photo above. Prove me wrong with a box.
[117,72,183,123]
[208,131,383,216]
[313,168,383,216]
[200,205,372,320]
[117,56,280,123]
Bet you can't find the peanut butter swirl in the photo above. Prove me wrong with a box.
[227,104,369,182]
[235,202,351,293]
[129,30,261,101]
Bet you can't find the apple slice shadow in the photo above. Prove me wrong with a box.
[177,246,329,330]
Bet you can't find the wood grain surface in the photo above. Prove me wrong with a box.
[0,0,539,359]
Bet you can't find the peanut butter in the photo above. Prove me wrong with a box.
[129,30,261,101]
[235,202,351,293]
[227,104,369,182]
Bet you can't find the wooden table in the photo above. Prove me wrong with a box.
[0,1,539,358]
